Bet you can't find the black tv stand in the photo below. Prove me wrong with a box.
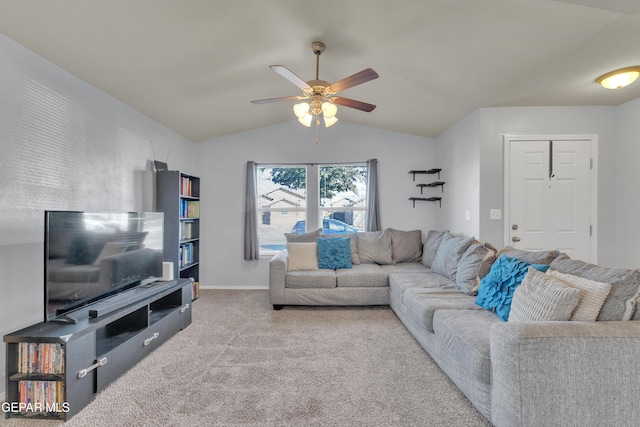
[3,278,192,421]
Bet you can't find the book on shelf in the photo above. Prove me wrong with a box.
[17,343,64,375]
[180,200,200,219]
[192,281,200,300]
[187,201,199,218]
[179,242,195,267]
[180,221,194,240]
[18,380,65,408]
[180,176,193,197]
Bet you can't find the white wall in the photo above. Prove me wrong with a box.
[615,97,640,269]
[194,121,436,288]
[0,34,195,398]
[433,110,482,238]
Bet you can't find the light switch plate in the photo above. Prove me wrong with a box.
[490,209,501,220]
[465,210,471,221]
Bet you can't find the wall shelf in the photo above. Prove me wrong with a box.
[408,168,441,181]
[409,197,442,208]
[416,181,445,194]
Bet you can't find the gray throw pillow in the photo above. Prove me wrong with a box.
[357,230,394,265]
[284,228,322,243]
[550,253,640,321]
[321,232,360,265]
[456,242,497,295]
[422,230,445,268]
[431,231,475,281]
[498,246,560,265]
[388,228,423,263]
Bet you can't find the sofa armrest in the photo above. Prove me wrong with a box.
[269,250,288,305]
[490,320,640,427]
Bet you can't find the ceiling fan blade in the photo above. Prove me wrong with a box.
[328,68,379,93]
[331,97,376,112]
[251,95,309,104]
[269,65,312,90]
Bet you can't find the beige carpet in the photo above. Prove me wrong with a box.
[2,290,490,426]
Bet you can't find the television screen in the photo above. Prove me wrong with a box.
[44,211,164,321]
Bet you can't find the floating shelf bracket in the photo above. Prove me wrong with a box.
[416,181,445,194]
[408,168,442,181]
[409,197,442,208]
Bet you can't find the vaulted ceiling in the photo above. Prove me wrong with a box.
[0,0,639,142]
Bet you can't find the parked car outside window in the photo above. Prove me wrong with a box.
[292,219,358,234]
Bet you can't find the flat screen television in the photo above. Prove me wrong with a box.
[44,211,164,322]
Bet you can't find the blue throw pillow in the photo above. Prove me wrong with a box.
[475,255,549,321]
[317,237,352,270]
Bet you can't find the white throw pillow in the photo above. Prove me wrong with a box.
[547,269,612,321]
[509,267,580,322]
[287,242,318,271]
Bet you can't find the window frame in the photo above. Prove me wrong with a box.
[256,162,367,258]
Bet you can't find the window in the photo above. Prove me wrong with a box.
[256,163,367,256]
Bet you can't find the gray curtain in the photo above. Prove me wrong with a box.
[244,161,259,260]
[365,159,381,232]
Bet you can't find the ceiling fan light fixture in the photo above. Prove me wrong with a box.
[596,66,640,89]
[324,115,338,128]
[298,113,312,127]
[293,102,310,119]
[321,101,337,118]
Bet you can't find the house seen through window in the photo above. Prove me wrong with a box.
[257,163,367,256]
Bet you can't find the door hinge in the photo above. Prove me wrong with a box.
[590,225,593,236]
[590,158,593,169]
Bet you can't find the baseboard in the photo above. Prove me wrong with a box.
[199,285,268,290]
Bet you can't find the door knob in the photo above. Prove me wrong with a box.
[512,236,521,242]
[512,224,518,230]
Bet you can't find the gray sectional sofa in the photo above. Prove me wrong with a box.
[269,228,640,426]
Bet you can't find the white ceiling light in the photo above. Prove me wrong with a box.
[596,67,640,89]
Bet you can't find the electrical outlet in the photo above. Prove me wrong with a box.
[490,209,501,220]
[465,210,471,221]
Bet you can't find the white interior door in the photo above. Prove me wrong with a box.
[504,136,597,262]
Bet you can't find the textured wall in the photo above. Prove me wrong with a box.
[0,34,195,398]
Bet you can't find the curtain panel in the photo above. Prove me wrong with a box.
[365,158,381,232]
[243,161,259,260]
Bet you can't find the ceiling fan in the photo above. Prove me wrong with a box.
[251,41,379,138]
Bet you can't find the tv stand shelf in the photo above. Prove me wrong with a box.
[3,279,192,421]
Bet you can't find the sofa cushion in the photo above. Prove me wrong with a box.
[431,231,475,281]
[508,267,580,322]
[475,255,550,321]
[549,253,640,321]
[357,230,394,265]
[498,246,560,265]
[407,293,481,332]
[317,237,352,270]
[380,263,430,274]
[393,273,460,306]
[433,309,501,385]
[321,232,360,265]
[285,269,336,288]
[422,229,445,268]
[286,242,318,271]
[388,228,423,263]
[285,227,322,243]
[547,269,612,321]
[455,242,497,296]
[336,264,388,287]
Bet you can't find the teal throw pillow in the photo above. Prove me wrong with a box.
[317,237,353,270]
[475,255,549,321]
